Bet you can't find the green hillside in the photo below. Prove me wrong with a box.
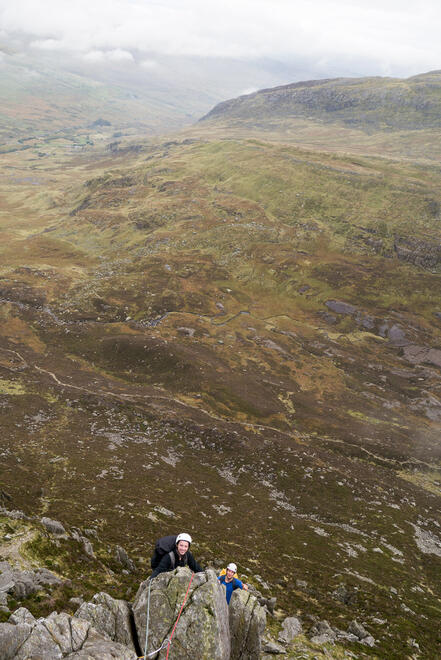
[201,71,441,130]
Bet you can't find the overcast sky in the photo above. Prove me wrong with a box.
[1,0,440,79]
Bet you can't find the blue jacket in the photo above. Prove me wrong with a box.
[218,574,244,604]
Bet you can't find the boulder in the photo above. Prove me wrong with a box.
[309,619,336,644]
[11,570,40,600]
[133,567,230,660]
[394,236,441,269]
[402,345,441,369]
[348,619,369,640]
[325,300,357,316]
[41,517,67,535]
[0,561,61,600]
[0,563,15,594]
[0,610,137,659]
[260,596,277,614]
[332,583,357,606]
[115,545,136,572]
[35,567,63,587]
[361,635,376,647]
[82,536,95,558]
[263,639,287,654]
[278,616,302,644]
[75,591,136,651]
[229,588,266,660]
[387,324,407,346]
[0,507,28,520]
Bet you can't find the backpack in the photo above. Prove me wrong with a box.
[152,534,192,571]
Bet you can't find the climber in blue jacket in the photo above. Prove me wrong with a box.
[218,562,248,604]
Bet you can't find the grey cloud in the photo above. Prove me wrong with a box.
[0,0,440,78]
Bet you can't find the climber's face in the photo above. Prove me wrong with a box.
[226,568,235,581]
[177,540,189,556]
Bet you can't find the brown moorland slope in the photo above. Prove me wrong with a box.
[0,81,440,657]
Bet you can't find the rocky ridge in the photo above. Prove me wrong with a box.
[0,567,266,659]
[0,562,384,659]
[200,71,441,131]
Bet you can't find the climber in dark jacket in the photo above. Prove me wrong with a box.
[151,532,203,578]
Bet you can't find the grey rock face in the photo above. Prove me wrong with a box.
[133,567,230,660]
[0,611,137,660]
[41,516,67,535]
[0,622,36,660]
[75,591,136,651]
[8,607,36,625]
[278,616,302,644]
[229,588,266,660]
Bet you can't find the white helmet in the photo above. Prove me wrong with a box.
[176,533,192,545]
[227,563,237,572]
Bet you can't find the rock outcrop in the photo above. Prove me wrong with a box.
[0,608,137,659]
[0,567,267,659]
[394,236,441,270]
[277,616,302,644]
[75,591,136,651]
[133,567,231,659]
[229,589,266,660]
[0,561,62,603]
[41,517,67,536]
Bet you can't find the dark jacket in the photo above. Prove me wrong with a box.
[151,548,203,579]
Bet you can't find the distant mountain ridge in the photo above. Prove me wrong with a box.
[0,45,297,143]
[200,70,441,131]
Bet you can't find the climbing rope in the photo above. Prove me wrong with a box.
[143,578,152,658]
[165,571,194,659]
[138,637,171,658]
[138,572,194,660]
